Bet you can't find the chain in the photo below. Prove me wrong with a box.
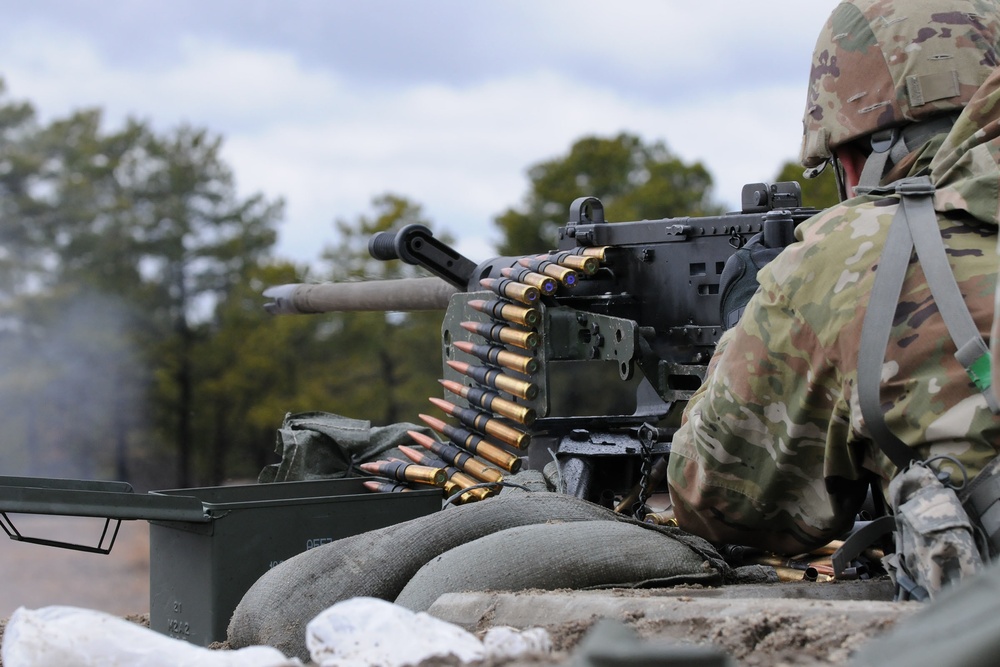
[631,423,656,520]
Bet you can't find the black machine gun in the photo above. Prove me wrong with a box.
[266,182,818,513]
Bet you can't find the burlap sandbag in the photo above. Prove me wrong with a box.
[395,520,723,612]
[228,493,620,659]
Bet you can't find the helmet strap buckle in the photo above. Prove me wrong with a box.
[854,128,898,196]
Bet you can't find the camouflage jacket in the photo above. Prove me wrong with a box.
[667,67,1000,554]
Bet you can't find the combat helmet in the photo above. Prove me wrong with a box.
[801,0,1000,196]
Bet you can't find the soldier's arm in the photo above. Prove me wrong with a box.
[666,254,864,554]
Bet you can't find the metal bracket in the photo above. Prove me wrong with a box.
[1,511,122,554]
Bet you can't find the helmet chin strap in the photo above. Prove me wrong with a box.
[854,128,898,195]
[853,114,960,195]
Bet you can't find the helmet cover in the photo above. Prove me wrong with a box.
[801,0,1000,168]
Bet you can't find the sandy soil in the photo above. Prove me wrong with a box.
[0,514,150,617]
[0,593,904,667]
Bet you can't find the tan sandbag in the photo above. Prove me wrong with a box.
[227,493,622,660]
[394,520,722,612]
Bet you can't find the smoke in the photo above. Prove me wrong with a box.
[0,289,151,484]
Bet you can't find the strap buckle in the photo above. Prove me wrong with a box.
[896,176,935,197]
[870,128,897,154]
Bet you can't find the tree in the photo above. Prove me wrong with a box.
[128,126,283,487]
[0,85,151,480]
[197,260,329,483]
[316,194,445,425]
[775,160,839,210]
[494,133,722,255]
[0,78,285,487]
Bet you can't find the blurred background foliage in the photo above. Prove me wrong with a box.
[0,78,834,489]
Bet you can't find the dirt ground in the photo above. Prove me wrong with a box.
[0,517,908,666]
[1,589,910,667]
[0,514,150,618]
[0,609,901,667]
[418,584,913,667]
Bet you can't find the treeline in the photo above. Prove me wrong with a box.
[0,79,837,490]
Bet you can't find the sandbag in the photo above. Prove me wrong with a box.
[395,520,723,611]
[228,493,627,660]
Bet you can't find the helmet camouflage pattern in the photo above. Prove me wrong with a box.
[801,0,1000,168]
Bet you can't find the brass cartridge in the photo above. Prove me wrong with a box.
[428,396,531,449]
[418,413,523,472]
[408,430,505,484]
[479,277,539,305]
[452,341,538,375]
[358,460,447,486]
[446,360,538,400]
[460,321,538,351]
[467,299,541,328]
[439,379,536,425]
[518,257,577,287]
[500,266,558,295]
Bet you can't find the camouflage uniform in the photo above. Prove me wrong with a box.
[667,3,1000,554]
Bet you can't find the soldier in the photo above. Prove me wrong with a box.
[667,0,1000,592]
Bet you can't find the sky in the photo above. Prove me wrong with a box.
[0,1,837,266]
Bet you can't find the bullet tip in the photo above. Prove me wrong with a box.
[418,412,447,428]
[427,397,453,411]
[407,430,435,446]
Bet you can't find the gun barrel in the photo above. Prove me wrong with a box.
[262,277,459,315]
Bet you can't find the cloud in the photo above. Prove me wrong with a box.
[0,3,832,267]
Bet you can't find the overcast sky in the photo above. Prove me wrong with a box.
[0,1,837,266]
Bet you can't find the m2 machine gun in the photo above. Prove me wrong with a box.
[267,182,818,514]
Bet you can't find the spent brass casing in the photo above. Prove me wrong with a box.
[479,277,539,305]
[446,360,538,400]
[359,460,447,486]
[440,379,536,425]
[543,251,599,275]
[773,566,817,583]
[428,396,531,449]
[408,429,505,485]
[467,299,540,328]
[518,257,577,287]
[460,321,538,350]
[418,413,522,473]
[642,511,678,526]
[362,480,411,494]
[500,266,557,295]
[453,340,539,375]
